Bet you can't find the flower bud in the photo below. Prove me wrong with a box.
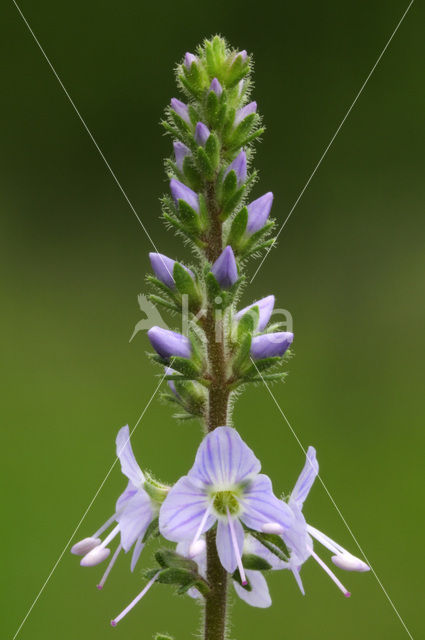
[235,295,275,332]
[71,537,101,556]
[173,141,191,171]
[194,122,210,146]
[184,52,197,69]
[80,546,111,567]
[331,554,370,573]
[170,98,190,124]
[170,179,199,213]
[246,192,273,234]
[210,77,223,96]
[148,327,192,359]
[149,253,194,290]
[211,246,238,289]
[224,150,247,187]
[232,50,247,66]
[234,101,257,127]
[250,332,293,359]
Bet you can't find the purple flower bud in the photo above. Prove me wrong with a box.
[237,80,245,96]
[246,192,273,234]
[149,252,194,290]
[170,98,190,124]
[211,246,238,289]
[210,78,223,96]
[235,295,275,332]
[170,179,199,213]
[165,366,179,398]
[194,122,210,146]
[147,327,192,359]
[224,150,247,187]
[232,50,247,65]
[173,141,191,171]
[234,101,257,127]
[250,332,294,360]
[184,52,197,69]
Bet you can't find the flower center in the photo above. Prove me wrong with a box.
[212,490,240,516]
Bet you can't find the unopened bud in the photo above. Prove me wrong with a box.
[80,546,111,567]
[331,553,370,573]
[71,537,101,556]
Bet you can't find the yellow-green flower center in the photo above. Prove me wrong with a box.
[212,490,240,516]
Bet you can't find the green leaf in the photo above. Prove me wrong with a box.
[244,356,281,375]
[206,90,219,125]
[221,186,245,220]
[177,200,202,233]
[155,548,197,571]
[182,156,202,192]
[154,634,174,640]
[242,553,272,571]
[173,263,199,300]
[197,147,214,179]
[237,306,259,339]
[221,169,237,201]
[148,294,180,313]
[170,356,201,379]
[248,530,290,562]
[227,207,248,247]
[205,271,221,303]
[227,113,256,149]
[232,334,252,374]
[205,133,220,171]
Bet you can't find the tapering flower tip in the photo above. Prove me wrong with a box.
[170,98,190,124]
[71,537,101,556]
[194,122,210,146]
[80,546,111,567]
[170,178,199,213]
[232,49,248,65]
[250,332,294,360]
[331,554,370,573]
[184,52,197,69]
[235,101,257,127]
[224,150,247,187]
[235,295,275,332]
[189,539,206,558]
[149,252,194,290]
[210,77,223,96]
[261,522,284,535]
[246,192,273,234]
[211,246,238,289]
[173,141,191,171]
[148,326,191,359]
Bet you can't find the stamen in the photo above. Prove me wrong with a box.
[189,539,206,558]
[80,546,111,567]
[226,508,247,586]
[189,503,212,558]
[97,544,122,589]
[261,522,284,535]
[93,514,116,539]
[307,524,345,555]
[111,571,160,626]
[331,553,370,573]
[99,524,121,549]
[310,548,351,597]
[71,537,101,556]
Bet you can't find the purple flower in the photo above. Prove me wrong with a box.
[224,150,247,187]
[234,101,257,127]
[159,427,294,583]
[170,98,190,125]
[71,426,157,587]
[210,77,223,96]
[147,326,191,359]
[194,122,210,146]
[173,141,191,171]
[250,332,293,359]
[184,52,197,69]
[211,246,238,289]
[170,178,199,213]
[246,192,273,234]
[149,252,194,290]
[235,295,275,332]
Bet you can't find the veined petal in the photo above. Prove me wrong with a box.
[290,446,318,509]
[116,480,138,513]
[117,490,153,552]
[116,425,145,487]
[240,474,293,531]
[216,518,244,573]
[189,426,261,488]
[233,570,272,608]
[159,475,215,541]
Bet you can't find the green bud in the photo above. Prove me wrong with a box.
[237,306,259,340]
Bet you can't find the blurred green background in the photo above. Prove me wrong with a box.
[2,1,424,638]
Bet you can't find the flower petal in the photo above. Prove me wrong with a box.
[233,570,272,608]
[116,425,145,487]
[116,480,138,512]
[240,474,293,531]
[159,475,215,541]
[290,446,318,508]
[216,518,244,573]
[130,537,145,572]
[243,534,287,570]
[117,490,153,552]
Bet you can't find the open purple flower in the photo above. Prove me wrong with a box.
[234,101,257,127]
[71,426,158,588]
[147,326,192,359]
[250,332,293,359]
[224,150,247,187]
[211,246,238,289]
[159,427,294,584]
[170,98,190,124]
[170,178,199,213]
[173,141,191,171]
[246,192,273,234]
[195,122,210,146]
[149,252,194,290]
[235,295,275,332]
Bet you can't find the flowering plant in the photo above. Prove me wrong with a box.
[71,36,369,639]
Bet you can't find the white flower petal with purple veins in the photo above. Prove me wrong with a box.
[116,479,138,512]
[116,491,154,552]
[159,475,214,541]
[216,518,245,573]
[234,101,257,127]
[235,295,275,332]
[240,474,294,531]
[188,426,261,487]
[173,141,191,172]
[116,425,145,488]
[289,446,318,509]
[233,570,272,608]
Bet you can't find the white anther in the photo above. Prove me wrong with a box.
[189,539,206,558]
[80,546,111,567]
[261,522,284,535]
[71,537,101,556]
[331,553,370,573]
